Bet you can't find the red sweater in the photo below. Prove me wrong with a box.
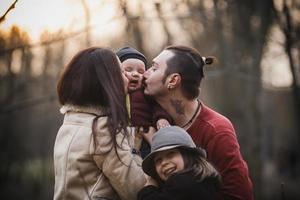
[187,103,253,200]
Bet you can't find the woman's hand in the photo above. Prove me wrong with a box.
[133,127,143,152]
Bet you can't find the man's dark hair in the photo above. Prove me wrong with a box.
[164,45,214,100]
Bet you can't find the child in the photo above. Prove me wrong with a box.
[138,126,221,200]
[116,47,173,158]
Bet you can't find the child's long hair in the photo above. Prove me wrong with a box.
[153,147,222,188]
[179,147,221,184]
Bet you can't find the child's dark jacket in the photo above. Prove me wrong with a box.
[137,171,219,200]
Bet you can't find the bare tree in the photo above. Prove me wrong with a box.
[272,0,300,129]
[0,0,18,24]
[118,0,145,52]
[80,0,91,47]
[154,2,172,46]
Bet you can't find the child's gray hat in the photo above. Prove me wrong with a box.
[142,126,206,178]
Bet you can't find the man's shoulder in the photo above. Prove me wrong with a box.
[198,104,234,132]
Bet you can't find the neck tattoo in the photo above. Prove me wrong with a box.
[170,99,185,115]
[181,99,200,129]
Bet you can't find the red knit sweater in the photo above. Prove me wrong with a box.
[187,103,253,200]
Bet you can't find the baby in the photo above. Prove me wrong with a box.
[117,47,173,158]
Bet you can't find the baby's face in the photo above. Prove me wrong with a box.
[154,148,185,181]
[121,58,146,92]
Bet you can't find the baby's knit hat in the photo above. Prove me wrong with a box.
[116,46,147,66]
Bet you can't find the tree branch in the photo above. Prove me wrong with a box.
[0,0,18,24]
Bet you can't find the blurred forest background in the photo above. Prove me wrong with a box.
[0,0,300,199]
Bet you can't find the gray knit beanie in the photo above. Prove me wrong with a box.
[116,46,147,66]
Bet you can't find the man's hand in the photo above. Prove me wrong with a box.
[139,126,156,144]
[156,118,170,129]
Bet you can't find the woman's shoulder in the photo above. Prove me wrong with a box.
[60,104,106,115]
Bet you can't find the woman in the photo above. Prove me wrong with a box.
[54,47,146,200]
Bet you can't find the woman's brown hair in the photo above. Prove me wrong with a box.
[57,47,129,151]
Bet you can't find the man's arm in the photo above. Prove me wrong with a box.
[207,132,253,200]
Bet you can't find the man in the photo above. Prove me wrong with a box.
[143,45,253,200]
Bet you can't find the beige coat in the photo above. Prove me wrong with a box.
[54,105,146,200]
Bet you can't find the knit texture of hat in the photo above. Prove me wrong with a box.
[116,46,147,66]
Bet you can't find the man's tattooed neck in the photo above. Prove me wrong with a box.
[170,99,185,115]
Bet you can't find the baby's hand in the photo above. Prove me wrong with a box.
[156,118,170,129]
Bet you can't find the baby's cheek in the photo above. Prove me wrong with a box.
[125,71,131,78]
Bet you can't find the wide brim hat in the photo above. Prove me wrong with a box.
[142,126,206,178]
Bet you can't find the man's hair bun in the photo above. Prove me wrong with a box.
[202,56,218,66]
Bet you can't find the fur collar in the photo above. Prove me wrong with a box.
[60,104,105,116]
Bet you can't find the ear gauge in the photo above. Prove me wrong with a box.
[202,56,216,65]
[167,85,172,91]
[201,57,206,65]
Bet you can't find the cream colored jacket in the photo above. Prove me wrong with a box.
[54,105,146,200]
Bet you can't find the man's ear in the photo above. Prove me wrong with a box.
[167,73,181,89]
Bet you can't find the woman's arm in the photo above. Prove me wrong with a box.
[93,129,146,200]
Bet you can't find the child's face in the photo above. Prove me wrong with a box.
[121,58,146,92]
[154,148,184,181]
